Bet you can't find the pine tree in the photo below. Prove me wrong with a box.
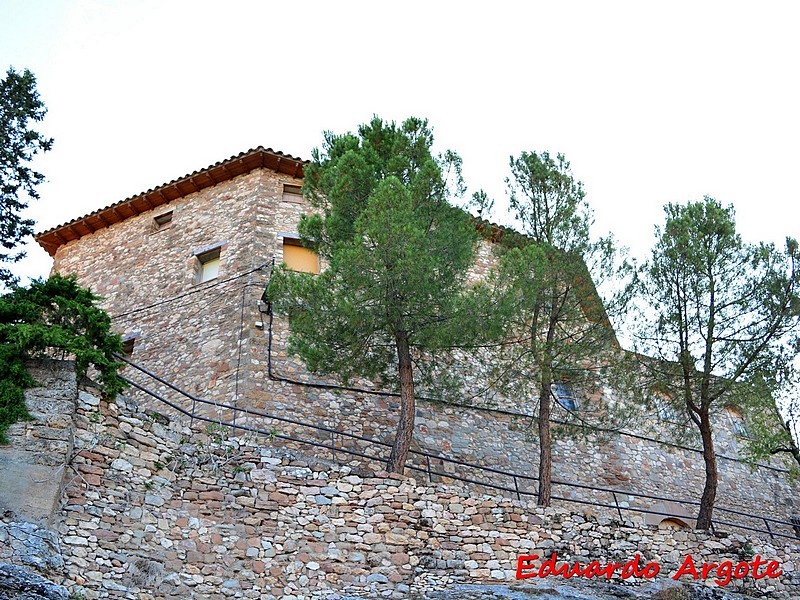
[487,151,627,505]
[632,197,800,529]
[269,117,482,473]
[0,67,53,285]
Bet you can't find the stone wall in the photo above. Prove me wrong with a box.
[0,360,77,525]
[0,362,75,600]
[48,164,800,539]
[49,384,800,599]
[244,347,799,538]
[52,168,307,411]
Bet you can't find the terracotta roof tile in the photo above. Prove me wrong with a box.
[35,146,307,256]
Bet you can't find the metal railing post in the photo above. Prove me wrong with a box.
[611,492,623,521]
[116,357,800,543]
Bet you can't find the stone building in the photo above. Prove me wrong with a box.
[35,147,800,538]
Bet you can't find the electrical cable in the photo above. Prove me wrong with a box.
[115,258,790,475]
[110,262,271,320]
[260,264,789,474]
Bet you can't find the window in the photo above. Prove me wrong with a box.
[196,247,221,283]
[282,236,319,274]
[121,336,136,357]
[282,184,303,203]
[727,409,749,438]
[153,211,173,231]
[552,382,578,410]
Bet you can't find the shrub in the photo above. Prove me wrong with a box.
[0,274,124,442]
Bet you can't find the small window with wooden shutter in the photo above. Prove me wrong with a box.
[282,236,319,274]
[282,184,303,203]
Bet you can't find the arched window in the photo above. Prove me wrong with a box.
[658,517,690,529]
[551,382,578,410]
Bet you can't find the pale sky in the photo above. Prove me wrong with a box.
[3,0,800,298]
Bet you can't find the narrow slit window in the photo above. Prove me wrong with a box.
[282,236,319,274]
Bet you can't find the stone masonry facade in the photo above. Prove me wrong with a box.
[0,360,77,526]
[36,148,800,539]
[3,369,799,599]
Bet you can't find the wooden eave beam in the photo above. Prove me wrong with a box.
[93,213,108,228]
[110,207,126,223]
[145,192,163,209]
[230,159,246,178]
[37,238,55,255]
[242,154,257,172]
[36,149,308,257]
[122,203,137,218]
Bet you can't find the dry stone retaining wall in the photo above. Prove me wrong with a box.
[48,166,800,543]
[41,383,798,599]
[240,361,799,538]
[0,360,77,525]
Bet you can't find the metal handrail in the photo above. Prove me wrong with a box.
[117,358,800,542]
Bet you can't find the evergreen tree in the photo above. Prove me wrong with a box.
[487,151,627,506]
[737,361,800,478]
[632,197,800,529]
[0,274,125,443]
[0,67,53,285]
[269,117,483,473]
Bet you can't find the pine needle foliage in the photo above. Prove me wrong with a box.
[269,116,487,473]
[631,197,800,529]
[0,67,53,285]
[483,150,629,506]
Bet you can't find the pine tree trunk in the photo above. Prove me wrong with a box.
[537,377,552,506]
[386,330,415,475]
[696,410,718,530]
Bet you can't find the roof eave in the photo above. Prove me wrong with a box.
[35,146,307,257]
